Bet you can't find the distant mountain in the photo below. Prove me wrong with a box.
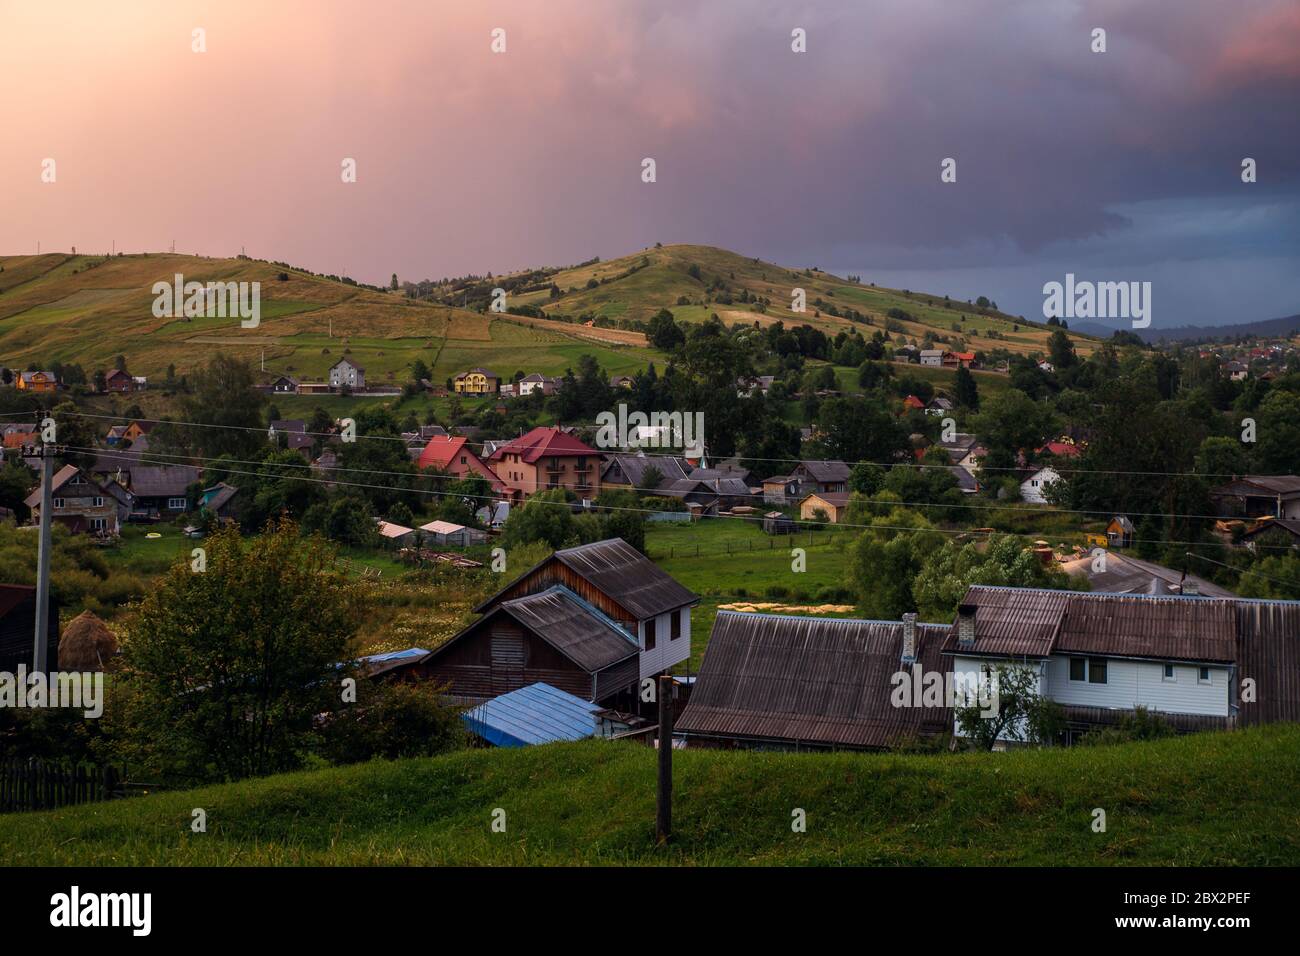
[1139,314,1300,344]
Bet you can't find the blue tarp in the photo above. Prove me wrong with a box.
[462,682,601,748]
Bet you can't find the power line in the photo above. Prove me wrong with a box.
[54,443,1292,553]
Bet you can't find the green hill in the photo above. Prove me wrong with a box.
[0,245,1098,395]
[1,724,1295,865]
[506,243,1099,357]
[0,253,655,389]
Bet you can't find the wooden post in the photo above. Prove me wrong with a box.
[656,674,673,845]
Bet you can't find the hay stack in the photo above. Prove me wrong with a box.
[58,610,119,671]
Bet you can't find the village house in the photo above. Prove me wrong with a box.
[24,465,122,535]
[600,453,694,493]
[270,419,314,453]
[925,397,953,416]
[328,357,365,390]
[1106,515,1135,548]
[919,349,945,367]
[103,368,137,393]
[15,370,57,393]
[1,423,37,450]
[198,482,241,524]
[416,435,506,493]
[609,375,635,390]
[487,426,600,502]
[516,372,559,397]
[127,465,200,518]
[678,585,1300,751]
[454,368,500,395]
[799,490,850,523]
[122,420,154,443]
[1240,517,1300,552]
[1020,465,1061,504]
[943,585,1300,744]
[418,539,698,706]
[902,394,927,412]
[1210,475,1300,521]
[268,375,299,394]
[942,351,976,369]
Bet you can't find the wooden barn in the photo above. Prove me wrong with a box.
[475,538,699,682]
[417,585,639,704]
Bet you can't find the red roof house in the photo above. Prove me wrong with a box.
[487,426,601,501]
[417,436,505,492]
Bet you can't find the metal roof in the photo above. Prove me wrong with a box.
[676,611,952,749]
[462,682,602,747]
[129,465,200,498]
[551,538,700,619]
[942,585,1240,663]
[495,585,638,671]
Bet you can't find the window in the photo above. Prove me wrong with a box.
[53,498,65,509]
[1070,657,1108,683]
[90,518,106,531]
[1198,666,1211,684]
[167,497,187,510]
[644,617,656,651]
[92,496,104,507]
[670,611,682,640]
[1163,663,1176,682]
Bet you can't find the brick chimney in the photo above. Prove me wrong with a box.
[901,613,917,663]
[957,604,977,648]
[1182,579,1199,596]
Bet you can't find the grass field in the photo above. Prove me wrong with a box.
[2,724,1295,865]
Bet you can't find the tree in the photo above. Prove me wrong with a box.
[179,353,267,458]
[973,390,1056,472]
[913,534,1072,621]
[502,488,574,549]
[647,309,685,352]
[845,508,944,619]
[953,664,1065,751]
[113,522,364,781]
[954,364,979,409]
[849,461,885,496]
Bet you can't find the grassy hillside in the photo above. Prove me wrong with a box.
[1,725,1296,865]
[0,253,657,386]
[510,244,1099,358]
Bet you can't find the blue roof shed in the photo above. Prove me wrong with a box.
[463,682,602,747]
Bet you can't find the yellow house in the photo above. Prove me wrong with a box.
[16,370,57,393]
[454,368,500,395]
[798,491,850,524]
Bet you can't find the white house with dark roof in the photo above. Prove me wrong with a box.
[329,357,365,390]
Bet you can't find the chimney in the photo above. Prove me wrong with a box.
[901,613,917,663]
[1182,579,1200,596]
[957,604,977,648]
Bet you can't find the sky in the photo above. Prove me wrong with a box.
[2,0,1297,328]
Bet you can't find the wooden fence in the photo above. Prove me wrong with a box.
[0,758,126,814]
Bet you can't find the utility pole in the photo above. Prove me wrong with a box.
[24,439,60,674]
[656,673,674,844]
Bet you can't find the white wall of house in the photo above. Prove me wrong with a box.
[951,656,1046,743]
[637,606,691,680]
[1045,655,1229,716]
[1020,467,1060,504]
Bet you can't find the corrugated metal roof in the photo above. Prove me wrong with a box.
[462,682,601,747]
[551,538,699,620]
[498,585,638,671]
[1235,601,1300,725]
[676,611,951,749]
[943,586,1241,663]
